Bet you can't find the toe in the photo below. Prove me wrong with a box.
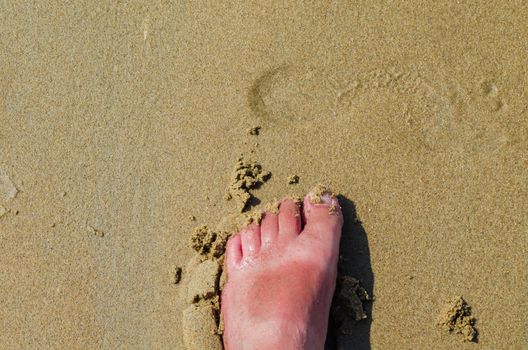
[302,189,344,244]
[240,223,261,258]
[278,198,302,240]
[260,211,279,248]
[225,234,242,272]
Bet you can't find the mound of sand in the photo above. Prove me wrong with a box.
[437,296,478,342]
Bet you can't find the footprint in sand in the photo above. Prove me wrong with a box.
[249,63,511,154]
[334,64,470,152]
[248,65,335,123]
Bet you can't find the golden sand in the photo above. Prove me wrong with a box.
[0,1,526,349]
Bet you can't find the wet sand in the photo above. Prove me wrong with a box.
[1,2,527,349]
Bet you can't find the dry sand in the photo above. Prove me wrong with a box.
[1,1,527,349]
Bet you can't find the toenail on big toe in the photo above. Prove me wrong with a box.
[308,185,340,208]
[319,193,339,207]
[304,186,343,220]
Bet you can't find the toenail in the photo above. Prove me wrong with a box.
[309,184,336,204]
[319,193,334,205]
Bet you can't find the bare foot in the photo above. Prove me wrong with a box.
[221,189,343,350]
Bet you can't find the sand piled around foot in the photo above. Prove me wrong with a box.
[331,276,371,335]
[225,158,271,212]
[179,181,371,349]
[180,226,229,349]
[182,302,223,350]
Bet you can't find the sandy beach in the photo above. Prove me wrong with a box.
[1,1,527,349]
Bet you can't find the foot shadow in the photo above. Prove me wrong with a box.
[325,195,374,350]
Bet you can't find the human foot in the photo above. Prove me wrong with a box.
[221,188,344,350]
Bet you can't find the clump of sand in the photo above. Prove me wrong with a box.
[287,174,299,184]
[437,296,478,342]
[224,157,271,212]
[331,276,371,335]
[181,225,231,350]
[89,226,105,238]
[182,301,223,350]
[190,225,229,259]
[264,200,280,214]
[173,267,182,285]
[247,126,261,135]
[186,259,221,304]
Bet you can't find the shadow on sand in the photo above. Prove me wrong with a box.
[325,195,374,350]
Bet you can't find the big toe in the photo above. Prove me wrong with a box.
[302,185,343,242]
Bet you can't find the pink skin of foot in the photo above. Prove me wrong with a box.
[221,191,343,350]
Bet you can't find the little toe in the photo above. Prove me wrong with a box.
[278,198,302,241]
[225,234,242,273]
[302,187,344,243]
[260,211,279,249]
[240,223,262,258]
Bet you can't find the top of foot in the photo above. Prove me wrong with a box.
[221,186,343,350]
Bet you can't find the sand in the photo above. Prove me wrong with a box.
[287,174,300,184]
[182,222,230,349]
[331,276,371,336]
[437,296,478,343]
[0,1,527,349]
[225,157,271,212]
